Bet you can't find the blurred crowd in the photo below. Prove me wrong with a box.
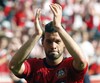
[0,0,100,83]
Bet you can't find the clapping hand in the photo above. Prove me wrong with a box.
[49,4,62,29]
[34,9,43,36]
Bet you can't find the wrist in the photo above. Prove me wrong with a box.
[54,24,63,30]
[32,33,42,38]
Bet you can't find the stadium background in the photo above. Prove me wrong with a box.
[0,0,100,83]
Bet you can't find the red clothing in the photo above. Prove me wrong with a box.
[17,57,87,83]
[89,63,100,75]
[0,55,10,74]
[84,15,93,30]
[14,11,26,27]
[4,6,12,16]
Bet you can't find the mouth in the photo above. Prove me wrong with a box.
[49,51,58,55]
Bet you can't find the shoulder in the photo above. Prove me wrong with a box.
[23,58,44,72]
[64,57,88,73]
[24,58,44,68]
[60,57,74,67]
[63,57,74,63]
[25,58,43,64]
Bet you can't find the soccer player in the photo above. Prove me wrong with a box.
[9,3,88,83]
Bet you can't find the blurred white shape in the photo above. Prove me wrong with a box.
[72,14,83,30]
[63,5,73,16]
[2,20,11,30]
[93,15,100,27]
[5,31,14,38]
[25,21,34,28]
[94,2,100,15]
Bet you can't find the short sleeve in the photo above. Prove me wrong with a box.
[15,58,37,78]
[66,57,88,81]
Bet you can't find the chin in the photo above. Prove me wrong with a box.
[47,53,60,60]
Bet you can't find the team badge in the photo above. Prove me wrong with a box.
[56,68,66,78]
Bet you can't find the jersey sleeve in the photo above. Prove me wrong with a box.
[16,58,37,78]
[66,57,88,81]
[23,59,33,77]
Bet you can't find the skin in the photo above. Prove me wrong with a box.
[9,3,87,76]
[43,32,65,66]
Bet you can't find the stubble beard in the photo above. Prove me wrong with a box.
[46,52,62,60]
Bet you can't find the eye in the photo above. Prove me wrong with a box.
[56,40,61,44]
[46,39,52,44]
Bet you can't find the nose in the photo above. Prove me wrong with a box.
[50,42,57,50]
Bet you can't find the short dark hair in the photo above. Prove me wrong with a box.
[42,21,65,41]
[45,21,57,33]
[42,21,57,42]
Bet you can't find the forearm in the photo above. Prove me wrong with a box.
[9,34,41,71]
[57,27,82,58]
[50,3,87,70]
[57,26,87,69]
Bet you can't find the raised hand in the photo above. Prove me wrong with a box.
[34,8,43,36]
[49,4,62,28]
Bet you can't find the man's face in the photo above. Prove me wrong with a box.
[42,32,65,60]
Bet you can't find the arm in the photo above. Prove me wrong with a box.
[9,9,43,75]
[50,4,87,70]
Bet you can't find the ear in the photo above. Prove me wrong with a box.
[41,38,44,45]
[63,43,66,49]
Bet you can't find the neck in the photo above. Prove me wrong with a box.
[46,55,63,66]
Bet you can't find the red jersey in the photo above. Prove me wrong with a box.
[17,57,87,83]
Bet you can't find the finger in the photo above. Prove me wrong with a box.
[35,8,41,20]
[53,3,62,13]
[52,4,59,12]
[49,4,57,15]
[55,3,62,10]
[38,9,41,19]
[34,9,41,28]
[41,22,45,31]
[49,4,55,12]
[51,4,61,13]
[53,3,59,9]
